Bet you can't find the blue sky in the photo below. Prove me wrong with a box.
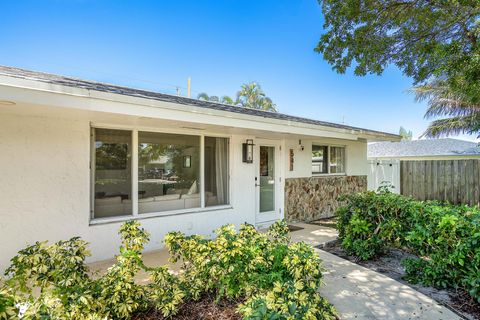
[0,0,474,141]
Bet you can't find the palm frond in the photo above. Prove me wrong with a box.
[412,78,480,138]
[422,115,480,138]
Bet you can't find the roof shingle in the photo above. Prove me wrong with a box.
[368,138,480,158]
[0,65,399,139]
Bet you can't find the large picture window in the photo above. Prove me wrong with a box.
[93,129,133,218]
[91,127,230,220]
[138,132,200,214]
[312,145,346,175]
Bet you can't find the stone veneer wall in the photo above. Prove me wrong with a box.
[284,175,367,222]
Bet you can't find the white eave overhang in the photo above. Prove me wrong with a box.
[0,74,401,142]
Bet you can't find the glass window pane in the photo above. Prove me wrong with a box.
[330,147,345,173]
[312,145,328,174]
[205,137,229,207]
[138,131,200,213]
[260,146,275,212]
[93,128,132,218]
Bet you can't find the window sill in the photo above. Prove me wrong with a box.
[311,173,347,177]
[89,205,234,226]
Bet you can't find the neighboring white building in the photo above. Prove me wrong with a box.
[367,139,480,193]
[0,66,399,271]
[368,138,480,161]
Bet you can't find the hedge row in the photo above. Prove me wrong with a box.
[336,190,480,302]
[0,220,337,319]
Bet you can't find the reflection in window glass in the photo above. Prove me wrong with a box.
[312,145,328,174]
[204,137,229,207]
[138,132,200,214]
[330,147,345,173]
[93,128,132,218]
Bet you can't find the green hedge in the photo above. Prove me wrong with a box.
[0,220,337,319]
[336,190,480,302]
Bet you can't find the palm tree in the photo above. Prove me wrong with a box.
[399,127,413,140]
[412,79,480,138]
[196,82,278,112]
[236,82,277,112]
[197,93,235,105]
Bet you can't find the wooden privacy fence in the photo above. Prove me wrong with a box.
[400,159,480,206]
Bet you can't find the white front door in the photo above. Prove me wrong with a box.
[255,141,281,224]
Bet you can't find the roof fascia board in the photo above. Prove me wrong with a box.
[0,83,359,140]
[0,75,397,141]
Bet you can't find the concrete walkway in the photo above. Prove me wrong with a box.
[290,223,460,320]
[89,222,460,320]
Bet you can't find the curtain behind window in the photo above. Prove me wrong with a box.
[205,137,229,206]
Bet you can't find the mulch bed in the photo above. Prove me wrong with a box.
[133,293,242,320]
[319,239,480,320]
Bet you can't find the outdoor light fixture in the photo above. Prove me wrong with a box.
[242,139,254,163]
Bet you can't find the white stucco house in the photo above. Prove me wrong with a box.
[0,66,400,271]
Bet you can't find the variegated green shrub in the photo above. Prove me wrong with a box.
[2,220,337,319]
[165,221,337,319]
[0,284,18,320]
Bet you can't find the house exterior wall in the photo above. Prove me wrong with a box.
[283,138,368,221]
[284,139,368,178]
[0,108,371,272]
[0,113,257,273]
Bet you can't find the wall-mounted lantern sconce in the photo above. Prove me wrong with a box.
[242,139,254,163]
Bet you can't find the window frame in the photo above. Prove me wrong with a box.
[311,144,347,176]
[90,124,232,225]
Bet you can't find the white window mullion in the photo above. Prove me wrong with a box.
[132,129,139,216]
[328,146,331,174]
[90,128,96,219]
[200,135,205,208]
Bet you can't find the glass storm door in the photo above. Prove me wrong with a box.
[256,144,280,223]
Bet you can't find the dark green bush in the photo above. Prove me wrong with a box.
[1,220,337,319]
[337,190,480,302]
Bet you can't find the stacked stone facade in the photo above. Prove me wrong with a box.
[284,176,367,221]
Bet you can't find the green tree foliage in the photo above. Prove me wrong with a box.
[413,78,480,137]
[197,82,278,112]
[315,0,480,88]
[398,126,413,140]
[316,0,480,137]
